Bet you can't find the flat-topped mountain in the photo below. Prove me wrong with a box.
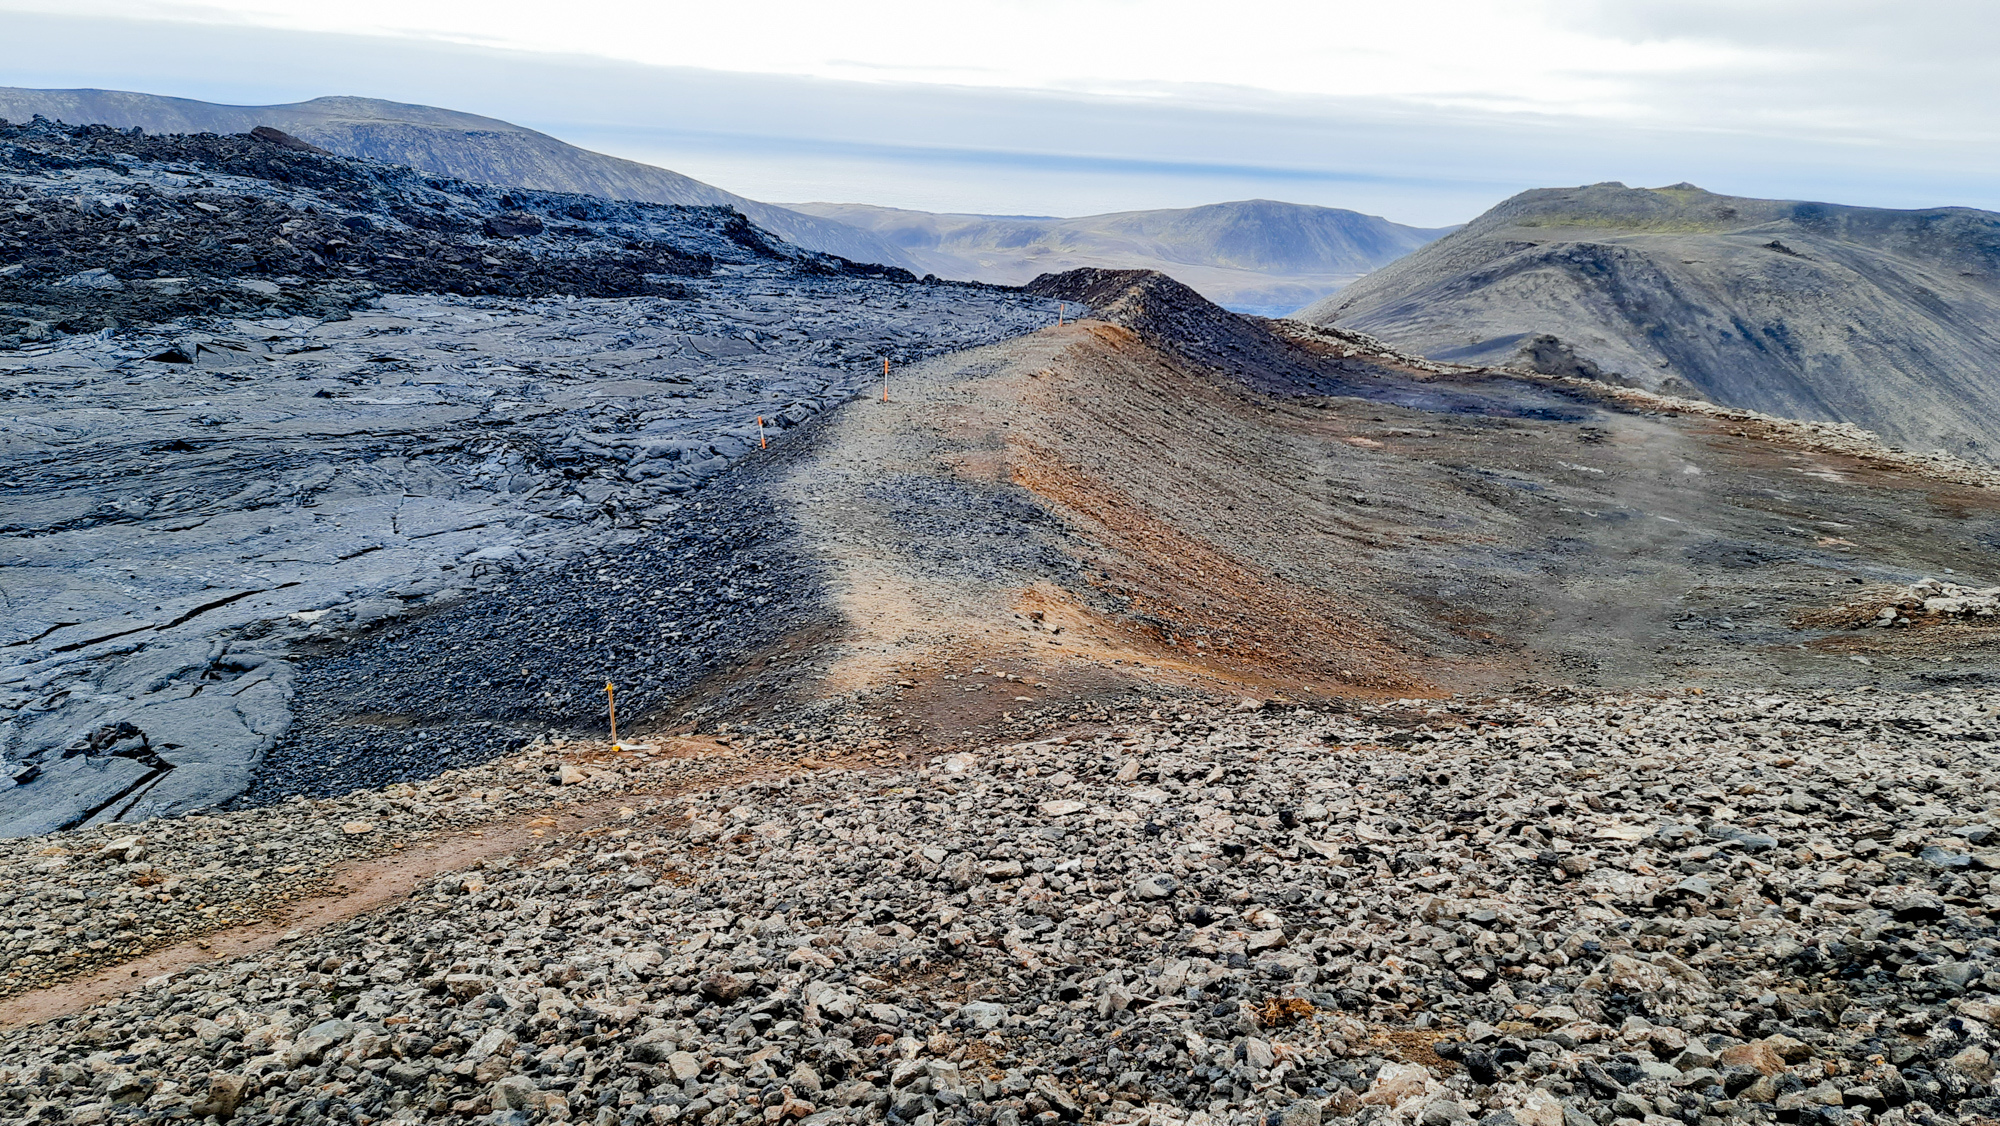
[0,87,919,270]
[789,199,1454,313]
[1296,182,2000,460]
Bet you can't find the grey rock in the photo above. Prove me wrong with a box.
[56,268,124,290]
[1933,962,1978,987]
[1920,845,1973,869]
[288,1018,355,1065]
[1673,1045,1720,1072]
[493,1074,541,1110]
[627,1040,676,1064]
[1891,894,1947,922]
[1029,1074,1080,1118]
[667,1051,703,1082]
[955,1002,1008,1030]
[1611,1093,1652,1120]
[385,1061,431,1087]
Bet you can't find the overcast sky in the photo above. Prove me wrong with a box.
[4,1,1997,225]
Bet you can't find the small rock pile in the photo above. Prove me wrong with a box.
[2,687,1998,1126]
[1791,580,2000,631]
[1858,582,1999,631]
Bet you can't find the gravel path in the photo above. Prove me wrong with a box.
[3,688,1997,1125]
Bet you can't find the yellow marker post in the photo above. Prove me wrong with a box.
[757,416,767,449]
[882,357,890,402]
[1059,302,1066,326]
[605,681,618,745]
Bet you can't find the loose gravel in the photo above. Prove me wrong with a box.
[4,687,1998,1125]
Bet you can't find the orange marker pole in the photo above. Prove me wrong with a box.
[1059,302,1066,326]
[605,681,618,744]
[757,416,767,449]
[882,357,890,402]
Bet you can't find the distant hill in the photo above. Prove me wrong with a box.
[788,199,1454,314]
[1296,182,2000,461]
[0,87,918,270]
[0,88,1453,314]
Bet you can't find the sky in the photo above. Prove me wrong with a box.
[3,1,1997,226]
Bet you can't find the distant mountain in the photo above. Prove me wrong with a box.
[1296,182,2000,461]
[787,200,1455,314]
[0,88,1453,314]
[0,87,918,270]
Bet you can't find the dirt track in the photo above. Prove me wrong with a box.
[0,733,857,1025]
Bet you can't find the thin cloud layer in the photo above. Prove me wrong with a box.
[19,0,1760,111]
[1,3,1994,223]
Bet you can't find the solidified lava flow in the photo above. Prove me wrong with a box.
[0,118,1066,834]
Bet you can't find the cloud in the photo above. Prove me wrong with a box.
[1555,0,2000,142]
[0,0,1817,112]
[0,4,1995,225]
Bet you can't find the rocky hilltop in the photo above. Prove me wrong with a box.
[1295,183,2000,462]
[790,201,1452,315]
[0,88,919,272]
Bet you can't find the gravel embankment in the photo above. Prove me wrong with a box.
[244,490,823,807]
[3,687,1998,1124]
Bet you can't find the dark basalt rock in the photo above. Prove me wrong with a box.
[482,210,544,239]
[249,125,330,154]
[0,117,917,338]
